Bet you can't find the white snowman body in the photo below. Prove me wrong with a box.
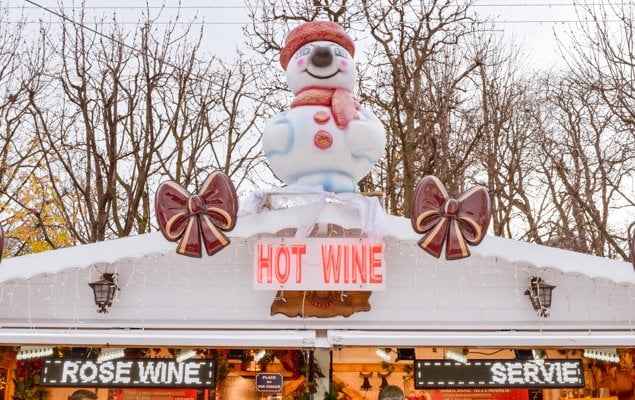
[263,40,386,193]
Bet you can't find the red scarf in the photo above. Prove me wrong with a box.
[291,87,360,128]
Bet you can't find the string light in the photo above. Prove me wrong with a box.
[97,348,125,363]
[175,349,197,362]
[583,349,620,363]
[16,346,54,360]
[375,348,392,361]
[253,349,267,362]
[446,348,468,364]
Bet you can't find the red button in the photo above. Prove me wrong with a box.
[313,111,331,124]
[314,130,333,149]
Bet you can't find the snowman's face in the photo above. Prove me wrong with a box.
[286,40,357,94]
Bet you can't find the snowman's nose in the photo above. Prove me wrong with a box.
[311,46,333,68]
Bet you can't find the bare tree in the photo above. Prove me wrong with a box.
[21,6,269,245]
[539,75,633,258]
[560,1,635,128]
[467,35,549,241]
[0,11,59,256]
[358,0,486,214]
[3,0,632,262]
[550,1,635,258]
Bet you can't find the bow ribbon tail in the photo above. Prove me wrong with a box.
[417,217,450,258]
[176,217,203,257]
[445,219,471,260]
[200,213,231,256]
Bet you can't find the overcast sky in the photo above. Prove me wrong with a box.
[11,0,603,69]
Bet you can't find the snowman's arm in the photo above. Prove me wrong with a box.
[345,107,387,162]
[262,113,293,157]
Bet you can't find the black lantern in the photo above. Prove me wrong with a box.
[524,277,555,317]
[88,273,119,313]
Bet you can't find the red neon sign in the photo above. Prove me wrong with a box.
[254,238,386,290]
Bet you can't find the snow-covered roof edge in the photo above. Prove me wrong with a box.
[0,201,633,285]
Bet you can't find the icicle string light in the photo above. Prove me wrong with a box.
[17,346,54,360]
[175,349,197,362]
[375,348,391,361]
[97,348,125,363]
[26,281,32,326]
[50,274,58,318]
[583,349,619,363]
[446,348,468,364]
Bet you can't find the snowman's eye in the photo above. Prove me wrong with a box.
[296,47,311,58]
[333,47,347,58]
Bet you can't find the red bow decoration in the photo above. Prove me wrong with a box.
[155,171,238,258]
[410,175,491,260]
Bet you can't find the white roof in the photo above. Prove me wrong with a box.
[1,197,634,285]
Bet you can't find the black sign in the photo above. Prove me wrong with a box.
[415,359,584,389]
[41,358,215,388]
[255,372,283,392]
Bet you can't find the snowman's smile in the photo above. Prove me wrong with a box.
[305,69,341,79]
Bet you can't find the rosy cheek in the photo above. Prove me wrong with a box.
[296,58,305,68]
[339,59,349,69]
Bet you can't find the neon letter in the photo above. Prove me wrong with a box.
[275,245,291,284]
[322,244,343,283]
[369,244,383,284]
[257,244,273,283]
[291,244,306,283]
[352,244,367,283]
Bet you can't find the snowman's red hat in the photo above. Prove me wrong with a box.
[280,21,355,70]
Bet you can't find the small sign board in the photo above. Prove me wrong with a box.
[254,237,386,291]
[41,358,216,388]
[255,372,283,392]
[415,359,584,389]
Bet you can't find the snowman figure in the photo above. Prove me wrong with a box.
[262,21,386,193]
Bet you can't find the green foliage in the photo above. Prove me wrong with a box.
[323,386,339,400]
[381,361,395,373]
[12,359,48,400]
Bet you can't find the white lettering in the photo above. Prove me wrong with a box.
[562,362,580,384]
[185,363,202,384]
[524,362,542,383]
[46,359,213,387]
[138,361,162,384]
[490,363,507,384]
[506,363,524,384]
[488,361,582,386]
[115,361,132,384]
[168,362,184,384]
[61,362,79,383]
[98,362,115,383]
[160,361,167,382]
[539,362,557,383]
[79,362,98,382]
